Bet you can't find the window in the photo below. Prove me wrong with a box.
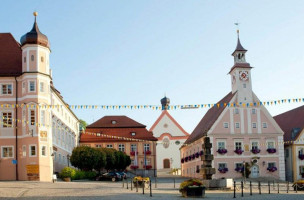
[223,122,229,128]
[54,152,57,161]
[131,132,136,136]
[118,144,125,152]
[111,120,117,124]
[30,110,35,125]
[234,108,239,114]
[96,133,101,137]
[235,163,243,169]
[235,142,242,150]
[252,122,257,128]
[96,144,101,148]
[2,112,12,128]
[175,141,180,145]
[251,142,259,150]
[29,145,36,157]
[1,147,13,158]
[106,144,113,148]
[268,162,276,168]
[22,145,26,157]
[31,55,34,61]
[218,142,226,149]
[262,122,267,128]
[243,84,246,88]
[144,144,150,151]
[218,163,227,169]
[252,109,256,114]
[300,166,304,175]
[2,84,12,95]
[24,57,26,63]
[285,149,289,158]
[41,146,46,156]
[40,82,44,92]
[29,81,35,92]
[267,141,275,149]
[131,144,137,152]
[40,110,45,125]
[235,122,240,129]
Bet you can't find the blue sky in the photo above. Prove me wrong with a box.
[1,0,304,132]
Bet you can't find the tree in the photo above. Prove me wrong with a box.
[94,149,106,173]
[79,119,88,131]
[114,151,126,170]
[70,146,99,171]
[100,148,116,171]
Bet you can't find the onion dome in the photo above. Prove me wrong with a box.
[161,96,170,110]
[20,12,50,49]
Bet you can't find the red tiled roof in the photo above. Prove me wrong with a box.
[87,116,146,128]
[228,63,252,74]
[184,92,235,145]
[0,33,22,76]
[274,105,304,142]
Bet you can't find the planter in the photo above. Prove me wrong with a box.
[181,186,206,198]
[235,167,244,173]
[63,177,71,182]
[144,150,151,155]
[267,148,276,153]
[181,158,185,163]
[251,149,261,154]
[199,150,204,156]
[218,168,228,173]
[234,149,243,155]
[195,152,199,158]
[217,149,227,155]
[144,165,152,170]
[131,165,139,170]
[267,166,277,172]
[192,154,195,159]
[130,151,138,156]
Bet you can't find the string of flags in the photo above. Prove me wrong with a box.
[1,117,304,147]
[0,97,303,110]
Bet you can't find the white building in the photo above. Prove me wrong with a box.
[150,97,189,170]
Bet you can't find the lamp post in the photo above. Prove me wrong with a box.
[51,152,55,183]
[243,161,246,183]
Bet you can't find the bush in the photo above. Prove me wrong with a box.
[85,171,97,180]
[179,179,204,192]
[71,170,97,180]
[60,167,76,178]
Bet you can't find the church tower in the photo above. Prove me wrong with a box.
[229,30,253,103]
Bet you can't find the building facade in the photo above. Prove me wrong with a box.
[274,106,304,182]
[0,13,79,181]
[150,96,189,170]
[80,116,158,176]
[181,31,285,180]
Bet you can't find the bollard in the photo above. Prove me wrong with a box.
[277,182,279,193]
[259,181,261,194]
[136,180,138,192]
[273,180,275,190]
[268,181,270,194]
[150,180,152,197]
[233,181,236,198]
[131,179,133,191]
[296,183,298,193]
[123,178,124,188]
[127,178,129,189]
[287,182,289,193]
[241,181,244,197]
[155,177,157,188]
[174,178,176,188]
[143,181,145,195]
[250,181,252,196]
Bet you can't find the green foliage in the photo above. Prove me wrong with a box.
[100,148,116,171]
[94,149,106,172]
[79,119,88,130]
[60,167,76,178]
[179,179,204,192]
[242,162,251,178]
[70,146,100,171]
[71,170,97,180]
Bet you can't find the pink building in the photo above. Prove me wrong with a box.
[0,13,79,181]
[180,31,285,180]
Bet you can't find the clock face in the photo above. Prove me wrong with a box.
[239,71,249,81]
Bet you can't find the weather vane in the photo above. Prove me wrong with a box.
[234,22,240,35]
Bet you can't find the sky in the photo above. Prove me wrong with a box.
[1,0,304,133]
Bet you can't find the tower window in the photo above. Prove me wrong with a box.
[29,81,35,92]
[31,55,34,61]
[41,56,44,62]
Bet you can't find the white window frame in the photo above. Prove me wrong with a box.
[223,122,229,129]
[118,144,125,152]
[29,109,36,126]
[1,146,14,158]
[218,163,227,169]
[29,145,37,157]
[40,110,46,125]
[252,109,256,114]
[267,140,275,149]
[234,108,239,114]
[144,144,150,151]
[252,122,257,129]
[251,141,259,150]
[267,162,276,168]
[41,145,47,157]
[235,141,243,150]
[262,122,268,128]
[235,162,243,169]
[217,141,226,150]
[235,122,240,129]
[106,144,113,148]
[28,80,36,92]
[40,82,44,93]
[1,83,13,95]
[22,145,26,157]
[131,144,137,152]
[95,144,102,148]
[2,112,13,128]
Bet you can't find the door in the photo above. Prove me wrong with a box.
[163,159,170,168]
[250,165,259,178]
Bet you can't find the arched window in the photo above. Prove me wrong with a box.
[238,54,241,59]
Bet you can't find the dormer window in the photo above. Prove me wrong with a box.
[111,120,117,124]
[96,133,101,137]
[131,132,136,136]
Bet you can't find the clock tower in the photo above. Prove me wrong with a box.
[229,30,253,103]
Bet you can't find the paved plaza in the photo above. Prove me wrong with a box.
[0,178,304,200]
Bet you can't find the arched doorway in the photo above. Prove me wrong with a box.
[250,165,259,178]
[163,159,170,168]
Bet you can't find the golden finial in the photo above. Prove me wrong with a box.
[33,11,38,17]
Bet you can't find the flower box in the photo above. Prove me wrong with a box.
[192,154,195,159]
[185,157,189,162]
[235,167,244,173]
[179,179,205,198]
[267,166,277,172]
[144,165,152,170]
[299,154,304,160]
[189,156,192,161]
[130,151,138,156]
[234,149,243,155]
[131,165,139,170]
[218,167,228,173]
[181,158,185,163]
[199,150,204,156]
[195,152,199,158]
[251,149,261,154]
[217,149,228,155]
[196,169,200,173]
[144,150,151,155]
[267,148,276,153]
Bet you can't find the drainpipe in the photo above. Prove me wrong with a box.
[14,76,18,180]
